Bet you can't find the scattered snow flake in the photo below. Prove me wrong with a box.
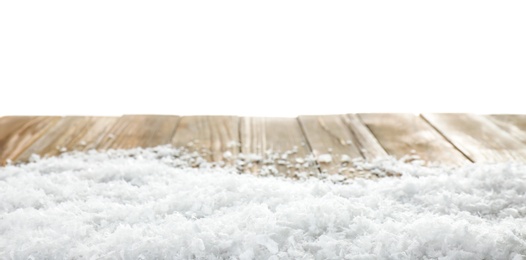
[295,158,305,164]
[223,151,233,159]
[277,160,288,166]
[318,154,333,163]
[28,154,40,162]
[227,141,240,148]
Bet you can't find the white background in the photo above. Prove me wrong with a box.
[1,1,525,117]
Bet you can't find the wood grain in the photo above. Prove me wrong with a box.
[423,113,526,162]
[14,117,120,161]
[359,113,469,165]
[6,114,526,168]
[97,115,180,150]
[489,115,526,144]
[0,116,60,164]
[171,116,239,164]
[68,117,119,151]
[16,117,95,161]
[240,117,318,175]
[298,115,362,174]
[346,114,388,160]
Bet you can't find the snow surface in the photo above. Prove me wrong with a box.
[1,145,526,259]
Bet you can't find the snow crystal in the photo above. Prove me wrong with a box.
[317,154,332,163]
[222,151,233,159]
[341,154,351,163]
[0,145,525,259]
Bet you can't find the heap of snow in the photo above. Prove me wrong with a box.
[0,145,525,259]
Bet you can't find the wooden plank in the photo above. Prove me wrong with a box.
[171,116,239,164]
[97,115,180,150]
[240,117,318,176]
[15,117,120,161]
[423,113,526,163]
[16,117,94,161]
[488,114,526,144]
[359,113,469,165]
[66,117,119,151]
[0,116,61,165]
[346,114,388,160]
[298,115,363,174]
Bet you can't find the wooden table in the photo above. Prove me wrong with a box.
[2,114,526,176]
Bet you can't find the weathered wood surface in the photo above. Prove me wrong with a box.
[0,116,60,165]
[359,113,469,165]
[71,117,119,151]
[345,114,388,160]
[423,113,526,162]
[299,115,364,174]
[240,117,318,175]
[16,117,96,161]
[98,115,180,150]
[171,116,239,164]
[489,115,526,144]
[2,114,526,174]
[15,117,122,161]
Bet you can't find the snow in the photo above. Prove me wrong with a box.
[222,151,233,160]
[0,145,525,259]
[341,154,351,163]
[317,154,332,163]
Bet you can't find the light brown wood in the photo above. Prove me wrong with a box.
[6,114,526,171]
[0,116,61,164]
[240,117,318,175]
[67,117,119,151]
[423,113,526,162]
[298,115,362,174]
[14,117,119,160]
[345,114,388,160]
[16,117,96,161]
[359,113,469,165]
[98,115,180,150]
[171,116,239,164]
[489,115,526,144]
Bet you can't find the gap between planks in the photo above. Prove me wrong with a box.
[358,113,470,165]
[298,114,387,176]
[423,113,526,163]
